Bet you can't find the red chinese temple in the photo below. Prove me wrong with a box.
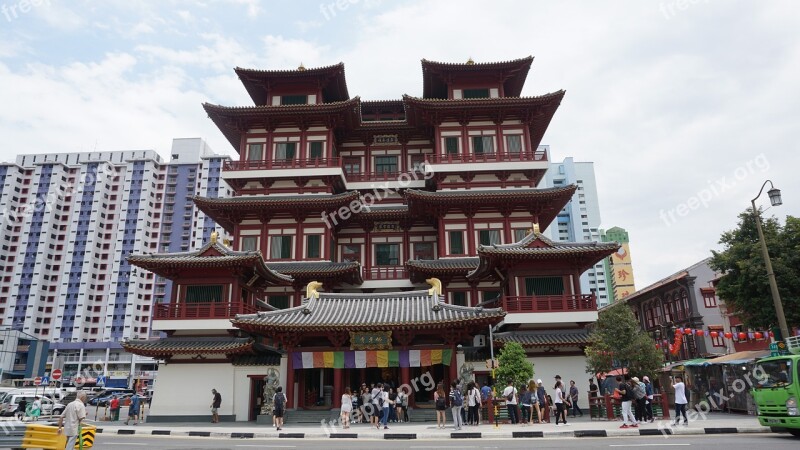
[123,56,620,422]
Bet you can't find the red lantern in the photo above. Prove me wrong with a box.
[754,332,763,340]
[724,332,733,339]
[710,331,719,338]
[655,344,660,349]
[684,328,692,335]
[696,330,705,336]
[675,329,683,335]
[738,332,747,340]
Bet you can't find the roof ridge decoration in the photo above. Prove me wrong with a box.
[426,277,442,296]
[306,281,323,299]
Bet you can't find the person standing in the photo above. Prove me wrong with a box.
[30,396,42,422]
[57,391,87,450]
[371,384,382,427]
[273,386,287,431]
[672,376,689,426]
[125,392,141,425]
[536,379,549,423]
[632,377,647,422]
[395,388,405,423]
[340,387,352,429]
[466,382,481,426]
[209,389,221,424]
[617,375,638,428]
[643,376,655,422]
[378,385,390,430]
[449,380,464,430]
[360,385,372,424]
[16,398,28,421]
[519,385,532,425]
[434,383,447,429]
[553,381,569,426]
[109,395,120,421]
[589,378,599,398]
[501,380,519,425]
[569,380,583,417]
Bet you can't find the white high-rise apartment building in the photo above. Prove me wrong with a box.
[0,138,230,386]
[542,155,611,307]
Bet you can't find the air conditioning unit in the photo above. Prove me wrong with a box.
[473,335,486,347]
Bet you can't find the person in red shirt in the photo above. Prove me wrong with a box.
[109,395,120,421]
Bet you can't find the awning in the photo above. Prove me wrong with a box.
[703,350,771,366]
[659,358,708,372]
[682,358,712,367]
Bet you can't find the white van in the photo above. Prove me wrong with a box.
[0,393,65,417]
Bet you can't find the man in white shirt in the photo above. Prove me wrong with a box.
[672,376,689,426]
[501,381,519,424]
[58,391,87,449]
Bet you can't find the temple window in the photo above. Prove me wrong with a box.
[513,228,528,242]
[374,156,398,174]
[375,243,400,266]
[412,242,434,260]
[505,135,523,154]
[269,236,293,259]
[471,136,495,154]
[462,88,490,99]
[269,295,290,310]
[275,143,296,160]
[184,285,223,303]
[451,291,468,306]
[341,244,361,262]
[343,158,361,175]
[448,231,465,255]
[306,235,321,259]
[308,141,324,159]
[524,277,564,296]
[241,236,258,252]
[444,137,460,155]
[481,291,502,304]
[247,143,263,161]
[478,230,501,246]
[280,94,308,105]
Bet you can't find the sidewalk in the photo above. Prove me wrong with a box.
[90,412,771,440]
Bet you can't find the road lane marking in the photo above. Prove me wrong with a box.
[610,444,691,447]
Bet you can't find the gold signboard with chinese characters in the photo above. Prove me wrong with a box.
[350,331,393,350]
[374,221,400,232]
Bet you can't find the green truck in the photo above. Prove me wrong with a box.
[752,337,800,436]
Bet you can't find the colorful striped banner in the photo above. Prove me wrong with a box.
[290,349,454,369]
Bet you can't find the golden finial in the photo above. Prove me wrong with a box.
[210,230,218,244]
[298,62,306,71]
[466,57,475,65]
[306,281,322,299]
[426,277,442,296]
[533,222,540,234]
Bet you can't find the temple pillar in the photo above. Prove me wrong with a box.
[286,352,295,409]
[400,365,413,407]
[333,368,343,408]
[449,346,458,382]
[572,270,582,295]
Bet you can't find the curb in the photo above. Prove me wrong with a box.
[97,425,771,439]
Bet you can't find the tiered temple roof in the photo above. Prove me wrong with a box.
[235,62,350,106]
[420,56,534,98]
[121,336,255,359]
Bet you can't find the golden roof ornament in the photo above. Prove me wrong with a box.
[298,62,306,71]
[306,281,322,299]
[533,222,540,234]
[426,277,442,296]
[210,230,218,244]
[466,57,475,65]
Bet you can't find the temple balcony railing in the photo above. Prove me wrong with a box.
[153,301,258,320]
[364,266,408,281]
[429,150,548,164]
[224,157,343,171]
[502,294,597,313]
[344,171,403,182]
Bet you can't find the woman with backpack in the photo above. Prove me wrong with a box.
[519,385,532,425]
[434,383,447,429]
[273,386,287,431]
[449,380,464,430]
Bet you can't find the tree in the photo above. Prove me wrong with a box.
[585,302,663,378]
[493,342,534,388]
[710,209,800,331]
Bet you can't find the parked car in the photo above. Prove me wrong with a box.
[0,393,65,417]
[89,391,143,407]
[87,388,133,405]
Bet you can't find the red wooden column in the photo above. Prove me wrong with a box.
[333,368,343,408]
[449,345,457,382]
[572,270,582,296]
[286,351,295,409]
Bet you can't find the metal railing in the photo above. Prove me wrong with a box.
[154,301,259,319]
[430,150,548,164]
[503,294,597,313]
[364,266,408,280]
[224,157,342,171]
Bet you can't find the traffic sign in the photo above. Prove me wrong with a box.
[97,375,107,386]
[52,369,62,381]
[39,376,49,386]
[34,376,42,385]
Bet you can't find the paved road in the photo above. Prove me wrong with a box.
[95,433,799,449]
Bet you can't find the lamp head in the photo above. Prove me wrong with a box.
[767,187,782,206]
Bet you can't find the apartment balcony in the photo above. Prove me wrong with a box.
[501,294,598,325]
[154,301,258,320]
[364,266,408,281]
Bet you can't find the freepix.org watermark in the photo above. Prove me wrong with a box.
[321,163,435,229]
[1,0,49,22]
[659,0,711,20]
[659,153,769,227]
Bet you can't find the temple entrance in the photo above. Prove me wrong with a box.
[411,365,446,405]
[301,368,334,408]
[248,375,266,421]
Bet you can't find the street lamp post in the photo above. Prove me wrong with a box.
[751,180,789,341]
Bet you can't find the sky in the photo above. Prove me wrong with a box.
[1,0,797,287]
